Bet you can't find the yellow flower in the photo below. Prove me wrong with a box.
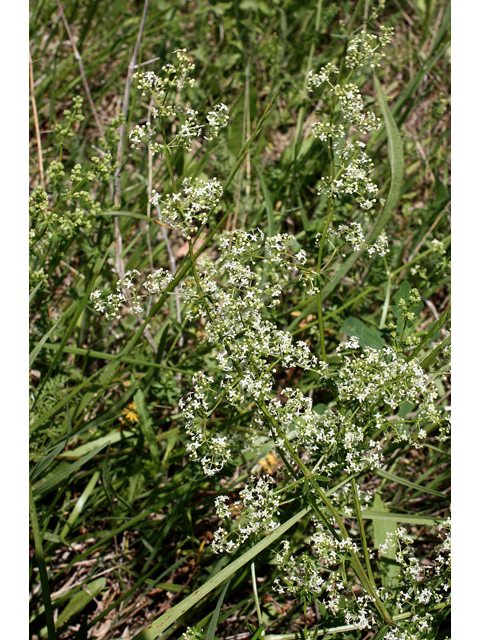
[121,401,139,424]
[258,452,278,474]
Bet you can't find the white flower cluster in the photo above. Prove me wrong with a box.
[90,268,173,319]
[337,343,428,409]
[307,31,388,217]
[180,626,205,640]
[325,222,389,256]
[397,288,421,323]
[375,519,451,637]
[316,141,379,211]
[431,238,446,255]
[179,371,233,477]
[334,83,381,134]
[337,222,365,251]
[144,268,174,294]
[205,103,230,140]
[176,108,203,149]
[90,288,126,321]
[212,476,281,553]
[310,121,345,142]
[273,513,449,635]
[135,49,194,112]
[150,177,223,239]
[274,523,376,630]
[333,340,443,447]
[306,63,339,91]
[90,269,142,320]
[129,50,229,152]
[367,234,389,257]
[177,228,327,474]
[345,27,395,69]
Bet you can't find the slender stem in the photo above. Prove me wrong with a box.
[390,247,434,278]
[255,401,392,625]
[316,197,334,361]
[308,476,393,624]
[306,0,324,76]
[317,286,326,362]
[379,257,391,329]
[161,129,178,194]
[251,561,264,628]
[351,477,376,585]
[224,84,282,192]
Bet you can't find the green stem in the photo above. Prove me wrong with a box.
[251,561,264,629]
[306,0,323,77]
[379,258,391,329]
[351,477,375,585]
[255,402,392,625]
[308,476,393,625]
[161,125,178,194]
[316,197,334,361]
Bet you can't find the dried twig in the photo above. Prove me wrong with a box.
[55,0,104,139]
[29,51,45,190]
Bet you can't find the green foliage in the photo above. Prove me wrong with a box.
[29,1,450,639]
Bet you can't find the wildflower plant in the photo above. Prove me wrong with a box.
[30,4,450,640]
[87,22,451,638]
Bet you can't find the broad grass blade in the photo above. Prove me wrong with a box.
[131,507,311,640]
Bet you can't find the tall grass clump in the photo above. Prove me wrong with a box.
[30,1,450,639]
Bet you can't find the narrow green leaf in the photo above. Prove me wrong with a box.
[374,468,447,499]
[29,319,61,368]
[29,281,44,304]
[30,373,99,434]
[30,435,69,482]
[33,442,111,499]
[420,334,450,370]
[409,306,450,361]
[255,163,276,237]
[33,248,109,406]
[53,578,106,631]
[205,578,231,640]
[100,210,159,222]
[134,388,159,462]
[58,430,134,459]
[60,470,101,538]
[360,510,440,526]
[40,337,189,372]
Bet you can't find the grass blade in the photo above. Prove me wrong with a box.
[359,511,440,526]
[29,319,61,368]
[374,468,447,499]
[134,388,159,462]
[30,482,56,640]
[205,578,231,640]
[131,506,311,640]
[255,163,276,237]
[33,441,111,499]
[371,494,400,589]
